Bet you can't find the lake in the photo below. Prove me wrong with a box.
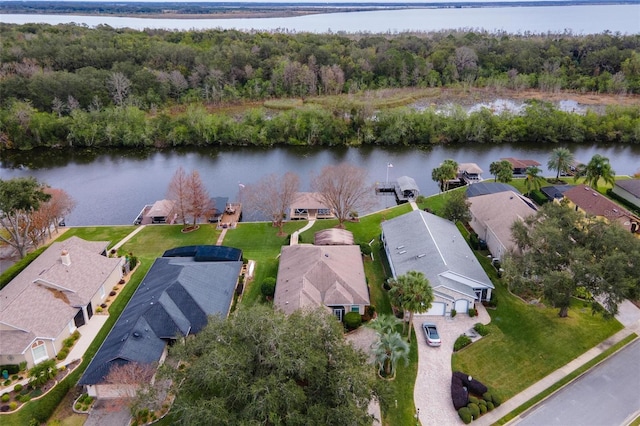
[1,144,639,226]
[1,4,639,34]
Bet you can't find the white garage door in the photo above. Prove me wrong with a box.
[423,302,446,316]
[454,299,469,314]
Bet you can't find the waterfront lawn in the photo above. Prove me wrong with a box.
[452,252,623,400]
[55,226,137,250]
[221,221,307,305]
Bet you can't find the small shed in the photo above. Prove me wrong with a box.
[144,199,176,224]
[397,176,420,200]
[314,228,355,246]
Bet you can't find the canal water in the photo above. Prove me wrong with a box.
[1,143,639,226]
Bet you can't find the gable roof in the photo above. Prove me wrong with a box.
[0,236,121,355]
[466,182,520,198]
[314,228,355,246]
[79,252,242,385]
[397,176,419,192]
[291,192,329,210]
[144,199,175,218]
[615,179,640,198]
[458,163,483,175]
[564,184,637,232]
[381,211,493,299]
[274,245,369,315]
[500,158,541,169]
[541,185,573,201]
[469,191,538,252]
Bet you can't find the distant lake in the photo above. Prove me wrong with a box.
[1,4,639,34]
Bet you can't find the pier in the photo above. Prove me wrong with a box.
[375,175,420,204]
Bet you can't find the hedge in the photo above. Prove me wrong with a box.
[344,312,362,330]
[458,407,472,424]
[454,334,472,352]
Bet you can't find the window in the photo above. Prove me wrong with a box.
[31,340,48,364]
[295,208,308,215]
[351,306,360,313]
[318,209,331,216]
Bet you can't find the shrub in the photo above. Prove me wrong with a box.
[3,380,10,386]
[479,403,487,414]
[0,405,9,412]
[109,290,117,296]
[359,243,372,256]
[100,303,107,308]
[473,323,489,336]
[487,401,495,411]
[468,308,477,317]
[367,305,376,317]
[469,396,479,404]
[75,403,82,410]
[492,393,502,407]
[14,384,23,392]
[56,349,69,360]
[9,401,17,411]
[468,402,480,419]
[1,393,10,402]
[451,309,457,318]
[63,337,74,348]
[451,376,469,410]
[19,395,31,403]
[467,378,488,396]
[458,407,472,424]
[344,312,362,330]
[454,334,472,351]
[260,277,276,298]
[11,374,18,380]
[0,364,20,375]
[19,361,27,372]
[119,279,125,284]
[96,307,103,313]
[469,232,479,249]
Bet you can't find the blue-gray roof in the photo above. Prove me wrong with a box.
[79,253,242,385]
[466,182,520,198]
[541,185,573,201]
[381,211,493,298]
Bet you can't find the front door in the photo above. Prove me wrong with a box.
[86,302,93,319]
[332,307,344,322]
[74,309,85,328]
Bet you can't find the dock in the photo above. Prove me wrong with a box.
[376,176,420,204]
[216,203,242,229]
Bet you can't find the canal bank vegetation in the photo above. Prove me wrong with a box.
[1,24,640,150]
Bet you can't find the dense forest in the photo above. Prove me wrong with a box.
[1,23,639,149]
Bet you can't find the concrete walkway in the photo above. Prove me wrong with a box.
[216,227,228,245]
[111,225,146,251]
[290,220,315,245]
[475,304,640,426]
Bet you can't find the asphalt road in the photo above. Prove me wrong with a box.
[514,339,640,426]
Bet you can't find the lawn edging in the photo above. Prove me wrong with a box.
[494,332,639,426]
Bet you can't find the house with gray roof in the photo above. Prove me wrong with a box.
[79,246,242,397]
[466,182,520,198]
[274,245,369,321]
[0,236,123,368]
[381,211,494,316]
[468,191,538,260]
[612,179,640,209]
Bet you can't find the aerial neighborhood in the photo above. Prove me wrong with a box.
[1,148,639,426]
[0,14,640,426]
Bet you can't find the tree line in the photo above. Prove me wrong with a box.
[2,100,639,150]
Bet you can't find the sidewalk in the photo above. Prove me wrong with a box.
[111,225,146,251]
[476,305,640,426]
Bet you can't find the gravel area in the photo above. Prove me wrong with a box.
[413,304,491,426]
[345,326,381,425]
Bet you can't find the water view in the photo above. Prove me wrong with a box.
[2,4,639,34]
[1,144,639,226]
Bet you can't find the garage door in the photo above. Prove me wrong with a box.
[423,302,446,316]
[454,299,469,314]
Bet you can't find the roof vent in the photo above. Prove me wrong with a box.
[398,250,407,255]
[132,332,141,339]
[592,192,597,196]
[61,250,71,266]
[417,253,426,258]
[613,208,618,213]
[396,245,405,250]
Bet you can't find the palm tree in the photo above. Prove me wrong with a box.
[489,160,513,183]
[547,147,575,179]
[575,154,616,189]
[372,330,409,377]
[523,166,545,196]
[431,159,458,193]
[388,270,434,343]
[367,313,402,336]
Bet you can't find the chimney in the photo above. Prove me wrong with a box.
[61,250,71,266]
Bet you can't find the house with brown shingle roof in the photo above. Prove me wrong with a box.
[0,236,123,368]
[289,192,335,220]
[612,179,640,209]
[500,158,541,175]
[274,245,369,321]
[563,185,640,235]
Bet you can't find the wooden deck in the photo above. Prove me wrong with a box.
[375,182,413,204]
[217,203,242,229]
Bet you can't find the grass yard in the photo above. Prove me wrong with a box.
[382,329,419,426]
[55,226,137,249]
[452,252,623,400]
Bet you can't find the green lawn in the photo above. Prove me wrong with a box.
[452,252,623,400]
[56,226,137,249]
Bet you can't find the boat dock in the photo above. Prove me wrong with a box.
[375,176,420,204]
[216,203,242,229]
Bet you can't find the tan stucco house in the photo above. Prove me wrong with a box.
[289,192,335,220]
[0,236,123,368]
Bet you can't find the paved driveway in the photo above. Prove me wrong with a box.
[513,338,640,426]
[413,305,491,425]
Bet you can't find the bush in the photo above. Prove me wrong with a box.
[57,349,69,360]
[492,393,502,407]
[454,334,472,352]
[9,401,17,411]
[344,312,362,330]
[468,308,477,317]
[451,309,457,318]
[14,384,23,392]
[109,290,117,296]
[451,376,469,410]
[359,243,372,256]
[0,405,9,412]
[1,393,10,402]
[487,401,495,411]
[260,277,276,298]
[467,378,488,396]
[367,305,376,317]
[19,361,27,372]
[19,395,31,403]
[0,364,20,375]
[479,403,487,414]
[473,323,489,336]
[468,402,480,419]
[96,307,103,313]
[458,407,472,424]
[469,396,479,404]
[469,232,479,250]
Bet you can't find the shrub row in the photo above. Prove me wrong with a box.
[0,364,20,375]
[453,373,500,423]
[473,323,490,337]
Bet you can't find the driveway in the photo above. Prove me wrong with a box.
[413,304,491,425]
[513,338,640,426]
